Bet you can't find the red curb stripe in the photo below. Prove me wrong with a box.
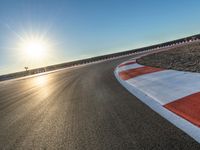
[119,66,164,80]
[164,92,200,127]
[118,61,136,67]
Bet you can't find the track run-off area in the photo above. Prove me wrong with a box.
[0,47,200,149]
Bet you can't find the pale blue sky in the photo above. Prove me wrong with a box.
[0,0,200,74]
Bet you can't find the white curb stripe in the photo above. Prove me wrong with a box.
[127,69,200,105]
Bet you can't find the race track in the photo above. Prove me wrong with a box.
[0,54,200,149]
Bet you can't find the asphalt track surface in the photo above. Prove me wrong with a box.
[0,54,200,149]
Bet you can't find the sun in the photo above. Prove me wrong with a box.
[24,40,46,59]
[21,38,48,60]
[16,32,55,67]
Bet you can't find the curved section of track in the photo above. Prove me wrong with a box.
[0,53,199,149]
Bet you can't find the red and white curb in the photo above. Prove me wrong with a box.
[115,59,200,143]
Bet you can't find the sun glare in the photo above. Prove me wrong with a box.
[16,31,55,68]
[21,38,48,60]
[17,37,49,61]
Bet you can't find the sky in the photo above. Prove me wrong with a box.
[0,0,200,75]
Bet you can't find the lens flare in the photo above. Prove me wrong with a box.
[21,38,48,60]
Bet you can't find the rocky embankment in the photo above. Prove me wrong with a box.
[137,42,200,73]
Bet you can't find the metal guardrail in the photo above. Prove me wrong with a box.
[0,34,200,81]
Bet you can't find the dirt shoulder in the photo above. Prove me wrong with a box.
[137,41,200,73]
